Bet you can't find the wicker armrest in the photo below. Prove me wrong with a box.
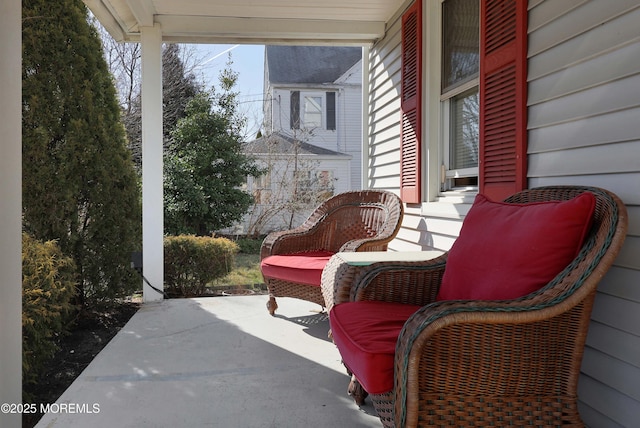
[393,298,588,427]
[260,225,322,259]
[339,237,391,253]
[321,253,448,312]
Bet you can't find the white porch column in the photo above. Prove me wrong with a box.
[0,0,23,426]
[141,24,164,302]
[361,45,370,189]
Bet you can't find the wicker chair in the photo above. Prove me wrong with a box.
[260,190,403,315]
[323,186,628,427]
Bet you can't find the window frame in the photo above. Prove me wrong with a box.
[399,0,527,203]
[290,90,338,131]
[301,92,324,129]
[440,0,480,190]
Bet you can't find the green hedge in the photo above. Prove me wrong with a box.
[22,232,76,388]
[164,235,239,297]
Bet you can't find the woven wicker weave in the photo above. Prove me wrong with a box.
[260,190,403,315]
[324,186,628,428]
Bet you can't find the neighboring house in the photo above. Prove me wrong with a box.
[242,131,352,235]
[239,46,363,234]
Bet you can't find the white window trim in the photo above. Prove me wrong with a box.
[300,91,325,130]
[423,0,479,200]
[423,0,445,202]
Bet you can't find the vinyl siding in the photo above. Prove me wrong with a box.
[367,15,403,198]
[527,1,640,426]
[237,154,352,234]
[268,83,362,191]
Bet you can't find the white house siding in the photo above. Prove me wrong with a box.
[269,84,362,191]
[367,6,408,248]
[366,0,640,425]
[243,153,352,234]
[527,1,640,425]
[336,62,364,190]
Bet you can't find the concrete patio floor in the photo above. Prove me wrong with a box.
[36,295,381,428]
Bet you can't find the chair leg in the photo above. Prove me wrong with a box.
[347,374,368,406]
[266,296,278,316]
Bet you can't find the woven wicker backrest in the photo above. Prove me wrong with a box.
[301,190,404,253]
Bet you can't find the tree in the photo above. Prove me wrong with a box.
[95,31,204,172]
[164,59,264,235]
[22,0,142,304]
[244,129,336,236]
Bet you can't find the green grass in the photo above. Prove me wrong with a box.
[210,252,263,288]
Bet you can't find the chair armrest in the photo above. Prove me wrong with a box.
[393,298,588,427]
[260,226,318,259]
[261,220,390,258]
[321,253,448,312]
[339,237,392,253]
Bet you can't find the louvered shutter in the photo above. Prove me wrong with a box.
[290,91,300,129]
[326,92,336,130]
[479,0,527,200]
[400,1,422,203]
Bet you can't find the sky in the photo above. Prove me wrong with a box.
[187,44,266,139]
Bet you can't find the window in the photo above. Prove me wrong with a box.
[253,171,272,204]
[303,95,323,128]
[293,169,335,203]
[442,0,479,188]
[290,91,337,131]
[398,0,527,202]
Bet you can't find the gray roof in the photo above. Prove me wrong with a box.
[244,131,347,156]
[265,45,362,84]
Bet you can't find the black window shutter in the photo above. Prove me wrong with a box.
[291,91,300,129]
[326,92,336,130]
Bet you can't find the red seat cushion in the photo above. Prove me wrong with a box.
[329,301,422,394]
[260,251,335,287]
[437,192,596,301]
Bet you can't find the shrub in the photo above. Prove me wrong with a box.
[164,235,239,297]
[234,236,264,254]
[22,232,77,387]
[23,0,142,306]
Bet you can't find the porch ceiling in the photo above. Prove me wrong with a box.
[84,0,406,45]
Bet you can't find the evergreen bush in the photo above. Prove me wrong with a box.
[22,0,142,305]
[22,233,76,388]
[164,235,239,297]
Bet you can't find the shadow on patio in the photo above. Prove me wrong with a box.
[36,296,380,427]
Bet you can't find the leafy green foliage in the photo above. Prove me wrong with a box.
[234,236,266,254]
[22,0,142,304]
[164,65,264,235]
[164,235,240,296]
[22,233,76,388]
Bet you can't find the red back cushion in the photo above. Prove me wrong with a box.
[437,192,596,301]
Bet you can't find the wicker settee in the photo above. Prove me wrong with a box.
[323,186,628,427]
[260,190,403,315]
